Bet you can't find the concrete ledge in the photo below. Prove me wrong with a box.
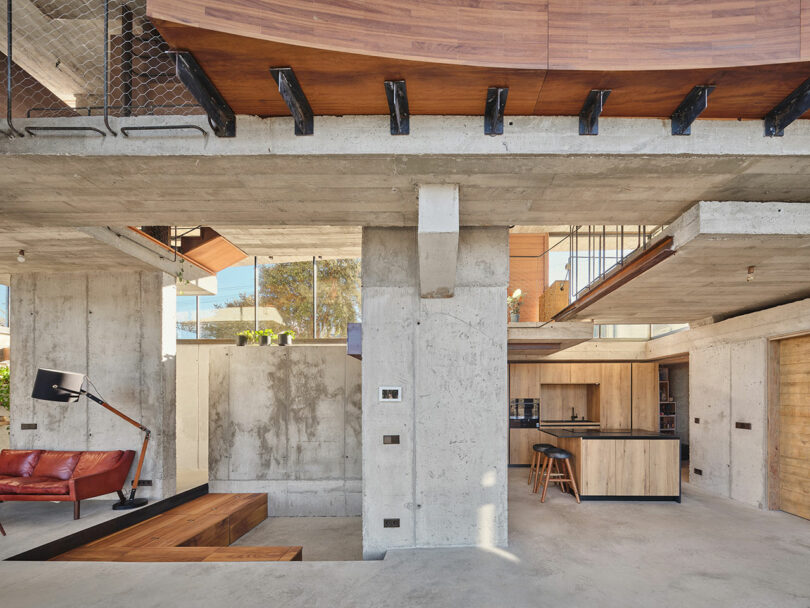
[3,114,810,157]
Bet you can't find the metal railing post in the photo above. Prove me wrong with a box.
[5,0,23,137]
[103,0,117,135]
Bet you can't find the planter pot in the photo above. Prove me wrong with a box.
[236,335,249,346]
[278,334,293,346]
[510,313,520,322]
[259,335,271,346]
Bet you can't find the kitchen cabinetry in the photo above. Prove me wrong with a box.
[598,363,632,430]
[631,362,659,431]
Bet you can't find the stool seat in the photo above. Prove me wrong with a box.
[532,443,554,453]
[545,447,572,460]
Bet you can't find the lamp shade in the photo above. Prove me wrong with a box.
[31,368,85,402]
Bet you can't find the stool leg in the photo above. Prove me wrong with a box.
[534,454,548,493]
[528,450,537,486]
[0,521,5,536]
[540,457,554,503]
[564,459,581,504]
[553,459,568,493]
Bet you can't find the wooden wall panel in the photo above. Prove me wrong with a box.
[510,428,540,465]
[632,362,659,431]
[649,440,680,496]
[778,334,810,520]
[547,0,802,71]
[541,384,589,421]
[508,233,549,323]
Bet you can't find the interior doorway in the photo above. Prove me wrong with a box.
[770,334,810,520]
[658,359,690,482]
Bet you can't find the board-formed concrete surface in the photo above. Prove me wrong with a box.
[1,469,809,607]
[232,516,362,561]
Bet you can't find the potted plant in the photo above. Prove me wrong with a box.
[278,330,295,346]
[507,289,523,322]
[0,363,9,422]
[236,330,253,346]
[256,329,275,346]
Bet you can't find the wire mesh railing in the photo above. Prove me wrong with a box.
[2,0,203,137]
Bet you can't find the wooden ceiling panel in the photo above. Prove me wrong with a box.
[153,19,546,116]
[147,0,548,69]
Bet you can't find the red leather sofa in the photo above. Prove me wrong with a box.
[0,449,135,519]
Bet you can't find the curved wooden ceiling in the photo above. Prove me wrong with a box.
[151,17,810,120]
[147,0,810,71]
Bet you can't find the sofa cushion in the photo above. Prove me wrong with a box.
[0,477,22,493]
[14,477,70,495]
[73,450,124,478]
[0,449,43,477]
[32,451,81,480]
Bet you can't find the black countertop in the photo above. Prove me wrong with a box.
[540,428,679,440]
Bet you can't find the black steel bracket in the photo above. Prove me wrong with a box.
[485,87,508,135]
[579,90,610,135]
[384,80,409,135]
[764,76,810,137]
[175,51,235,137]
[270,67,314,136]
[121,125,208,137]
[671,85,715,135]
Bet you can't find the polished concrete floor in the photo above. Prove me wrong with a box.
[2,469,810,607]
[234,516,362,561]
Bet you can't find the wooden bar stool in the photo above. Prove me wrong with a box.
[528,443,554,490]
[538,447,580,504]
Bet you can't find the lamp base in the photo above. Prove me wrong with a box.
[113,497,148,510]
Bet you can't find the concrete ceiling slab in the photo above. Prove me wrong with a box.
[2,154,810,229]
[565,202,810,323]
[214,226,361,261]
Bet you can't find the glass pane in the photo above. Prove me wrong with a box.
[597,324,651,339]
[651,323,689,338]
[176,296,197,339]
[0,284,8,328]
[198,264,256,340]
[316,258,361,338]
[256,259,314,338]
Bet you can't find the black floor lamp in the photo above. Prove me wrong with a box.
[31,368,151,510]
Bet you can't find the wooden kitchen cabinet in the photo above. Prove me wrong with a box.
[509,364,540,399]
[539,363,571,384]
[569,363,601,384]
[599,363,632,430]
[631,362,659,431]
[509,428,541,465]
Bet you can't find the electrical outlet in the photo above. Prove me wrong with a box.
[383,435,400,445]
[20,423,37,430]
[693,468,703,476]
[383,518,400,528]
[379,387,402,402]
[137,479,152,487]
[735,422,752,430]
[694,417,700,424]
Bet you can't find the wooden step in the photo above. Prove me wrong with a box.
[52,493,297,562]
[54,545,302,562]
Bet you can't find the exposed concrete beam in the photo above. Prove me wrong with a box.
[0,0,103,106]
[418,184,459,298]
[80,226,212,282]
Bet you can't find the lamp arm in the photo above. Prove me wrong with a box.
[57,385,151,501]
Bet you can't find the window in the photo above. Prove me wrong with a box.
[176,258,361,340]
[0,284,8,328]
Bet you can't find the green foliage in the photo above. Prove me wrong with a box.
[0,365,9,412]
[278,330,295,338]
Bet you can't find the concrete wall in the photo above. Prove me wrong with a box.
[647,298,810,509]
[362,227,509,559]
[208,344,361,516]
[176,343,209,484]
[9,271,176,500]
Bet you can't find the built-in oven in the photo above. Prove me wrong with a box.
[509,398,539,428]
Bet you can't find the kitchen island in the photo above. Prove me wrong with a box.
[539,428,681,501]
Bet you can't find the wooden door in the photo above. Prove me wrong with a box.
[631,362,659,431]
[778,335,810,519]
[599,363,632,430]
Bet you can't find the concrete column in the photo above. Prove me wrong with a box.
[362,227,509,559]
[9,271,176,500]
